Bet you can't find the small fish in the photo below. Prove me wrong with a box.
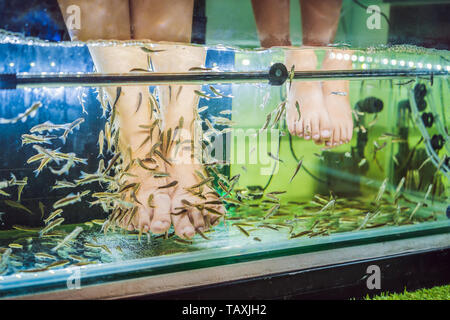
[260,113,272,132]
[236,225,250,237]
[60,118,85,143]
[288,64,295,89]
[195,228,210,240]
[44,209,63,224]
[330,91,347,96]
[408,202,422,221]
[53,191,90,209]
[423,184,433,202]
[194,90,216,100]
[46,259,70,269]
[209,86,233,98]
[173,237,193,244]
[158,181,178,189]
[84,242,112,254]
[375,178,388,203]
[135,92,143,114]
[268,152,283,163]
[8,243,23,249]
[295,101,301,121]
[98,130,104,157]
[35,252,57,260]
[318,199,336,213]
[358,158,367,167]
[140,47,166,53]
[264,204,280,219]
[418,157,432,171]
[21,134,57,145]
[0,102,42,124]
[187,177,214,190]
[290,158,304,183]
[189,66,213,71]
[30,121,69,133]
[5,200,33,214]
[40,217,65,236]
[16,177,27,202]
[52,180,77,190]
[394,177,405,200]
[104,122,112,153]
[290,230,312,239]
[68,255,85,262]
[91,219,105,226]
[197,106,209,113]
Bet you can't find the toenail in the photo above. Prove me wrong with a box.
[305,135,311,140]
[322,130,330,137]
[326,141,331,146]
[313,134,320,140]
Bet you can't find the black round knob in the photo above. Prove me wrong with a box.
[414,83,427,100]
[417,98,427,112]
[356,97,384,114]
[430,134,445,151]
[268,63,288,86]
[421,112,434,127]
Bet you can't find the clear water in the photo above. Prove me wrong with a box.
[0,31,448,298]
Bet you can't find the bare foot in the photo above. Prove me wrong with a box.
[88,46,174,235]
[113,87,173,235]
[321,50,354,147]
[151,44,226,239]
[285,48,332,144]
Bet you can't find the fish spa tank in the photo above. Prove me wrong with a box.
[0,0,449,299]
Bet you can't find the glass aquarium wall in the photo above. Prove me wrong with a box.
[0,0,449,299]
[0,32,448,298]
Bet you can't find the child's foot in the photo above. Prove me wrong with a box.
[285,48,332,144]
[321,50,354,147]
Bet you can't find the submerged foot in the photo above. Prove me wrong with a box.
[321,50,354,147]
[285,48,332,144]
[167,163,225,239]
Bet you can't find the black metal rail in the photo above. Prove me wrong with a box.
[0,63,447,89]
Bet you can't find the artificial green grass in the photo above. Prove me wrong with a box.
[365,284,450,300]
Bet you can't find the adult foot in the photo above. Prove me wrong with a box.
[321,49,354,147]
[285,48,332,144]
[152,44,226,239]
